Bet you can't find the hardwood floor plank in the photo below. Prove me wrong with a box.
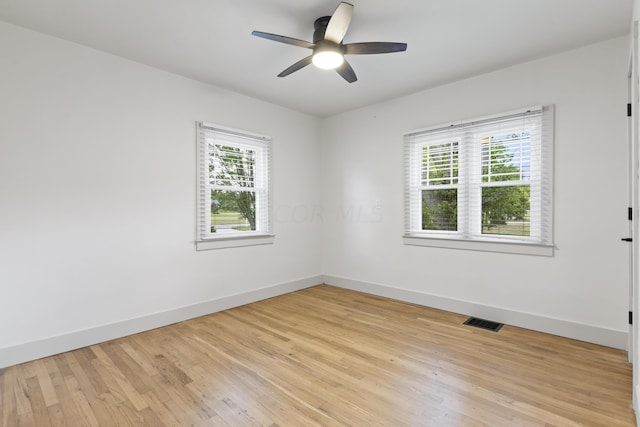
[97,391,135,427]
[33,360,58,408]
[142,391,182,427]
[115,399,166,427]
[100,342,154,395]
[123,339,173,404]
[0,285,635,426]
[89,345,149,412]
[45,404,67,427]
[12,368,32,417]
[119,342,159,377]
[72,348,109,397]
[160,385,213,425]
[23,376,51,426]
[62,352,119,424]
[63,375,99,427]
[17,411,35,427]
[48,360,91,427]
[1,368,18,427]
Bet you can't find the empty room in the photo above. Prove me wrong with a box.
[1,0,639,425]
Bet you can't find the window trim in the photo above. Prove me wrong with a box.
[402,235,554,256]
[403,106,554,256]
[196,234,275,251]
[196,122,274,251]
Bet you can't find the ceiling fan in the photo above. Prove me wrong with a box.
[251,2,407,83]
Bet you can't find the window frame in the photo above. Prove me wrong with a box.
[403,106,554,256]
[196,122,274,251]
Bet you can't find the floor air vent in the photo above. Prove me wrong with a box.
[463,317,504,332]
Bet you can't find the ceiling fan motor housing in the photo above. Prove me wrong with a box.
[313,16,331,43]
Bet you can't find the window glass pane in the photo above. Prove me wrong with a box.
[481,185,530,236]
[210,144,256,188]
[481,132,530,183]
[422,189,457,231]
[210,190,256,234]
[422,142,459,186]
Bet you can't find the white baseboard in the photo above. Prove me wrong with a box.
[323,274,628,350]
[0,276,321,369]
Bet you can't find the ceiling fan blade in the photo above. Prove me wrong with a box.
[278,56,314,78]
[344,42,408,55]
[324,2,353,43]
[251,31,314,49]
[336,60,357,83]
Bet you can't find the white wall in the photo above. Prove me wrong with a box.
[320,36,630,347]
[0,22,322,366]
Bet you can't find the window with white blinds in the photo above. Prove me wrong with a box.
[196,122,273,250]
[403,106,554,256]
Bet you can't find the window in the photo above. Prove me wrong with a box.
[196,122,273,250]
[403,106,554,256]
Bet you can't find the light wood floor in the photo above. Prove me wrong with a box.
[0,285,635,426]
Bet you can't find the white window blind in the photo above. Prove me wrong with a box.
[404,106,554,254]
[197,122,272,246]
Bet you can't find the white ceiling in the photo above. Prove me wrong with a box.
[0,0,633,117]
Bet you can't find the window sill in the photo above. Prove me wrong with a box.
[196,234,275,251]
[402,235,554,256]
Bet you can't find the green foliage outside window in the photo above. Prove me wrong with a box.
[480,135,530,236]
[422,189,457,231]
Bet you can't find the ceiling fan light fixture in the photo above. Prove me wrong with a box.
[312,50,344,69]
[312,41,344,69]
